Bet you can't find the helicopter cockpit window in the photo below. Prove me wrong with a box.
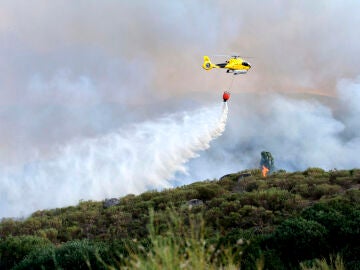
[242,62,250,67]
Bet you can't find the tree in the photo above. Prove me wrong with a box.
[260,151,275,172]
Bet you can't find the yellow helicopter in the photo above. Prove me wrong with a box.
[202,55,251,75]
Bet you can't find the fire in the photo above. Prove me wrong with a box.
[262,165,269,177]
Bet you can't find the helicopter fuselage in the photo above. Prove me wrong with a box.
[202,56,251,75]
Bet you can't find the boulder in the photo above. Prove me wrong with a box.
[103,198,120,208]
[187,199,203,209]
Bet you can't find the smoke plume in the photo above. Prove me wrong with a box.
[1,1,360,218]
[180,77,360,182]
[0,103,228,218]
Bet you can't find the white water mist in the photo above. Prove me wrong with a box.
[0,103,228,218]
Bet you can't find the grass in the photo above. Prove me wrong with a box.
[124,208,239,270]
[300,254,345,270]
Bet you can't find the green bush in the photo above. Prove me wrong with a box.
[240,235,287,270]
[13,245,56,270]
[270,177,298,191]
[313,184,342,199]
[345,189,360,203]
[13,240,113,270]
[239,188,300,212]
[194,183,226,201]
[248,168,262,177]
[330,176,355,188]
[302,200,360,251]
[237,205,274,230]
[239,236,263,270]
[0,235,52,269]
[0,218,21,237]
[36,228,58,242]
[267,217,328,267]
[303,167,326,176]
[54,240,108,270]
[58,225,82,242]
[350,169,360,183]
[235,176,256,192]
[294,183,342,200]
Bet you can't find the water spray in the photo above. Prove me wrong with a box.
[0,103,228,218]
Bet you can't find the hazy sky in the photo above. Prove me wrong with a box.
[1,1,360,163]
[1,1,360,216]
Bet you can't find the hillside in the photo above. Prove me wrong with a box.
[0,168,359,269]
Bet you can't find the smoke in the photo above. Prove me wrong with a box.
[0,103,228,218]
[180,77,360,182]
[1,1,360,217]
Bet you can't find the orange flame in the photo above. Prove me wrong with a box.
[262,165,269,177]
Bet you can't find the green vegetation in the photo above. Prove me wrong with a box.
[125,208,238,269]
[0,168,359,269]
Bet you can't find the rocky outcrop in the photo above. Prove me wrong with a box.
[103,198,120,208]
[187,199,203,209]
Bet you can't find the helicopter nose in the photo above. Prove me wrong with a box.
[242,61,251,68]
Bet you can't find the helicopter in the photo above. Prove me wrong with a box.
[202,55,251,75]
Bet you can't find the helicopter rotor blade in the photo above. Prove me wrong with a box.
[212,54,255,59]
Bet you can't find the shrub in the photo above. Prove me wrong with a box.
[270,177,297,191]
[239,188,300,212]
[301,200,360,253]
[54,240,108,270]
[267,217,328,267]
[13,245,56,270]
[14,240,111,270]
[294,183,342,200]
[0,218,21,237]
[0,235,52,269]
[314,184,342,198]
[304,167,326,176]
[345,189,360,203]
[36,228,58,242]
[58,225,82,242]
[330,176,355,188]
[248,168,262,177]
[350,169,360,183]
[245,181,259,192]
[235,176,258,192]
[294,183,311,198]
[239,236,263,270]
[194,183,226,201]
[303,200,360,269]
